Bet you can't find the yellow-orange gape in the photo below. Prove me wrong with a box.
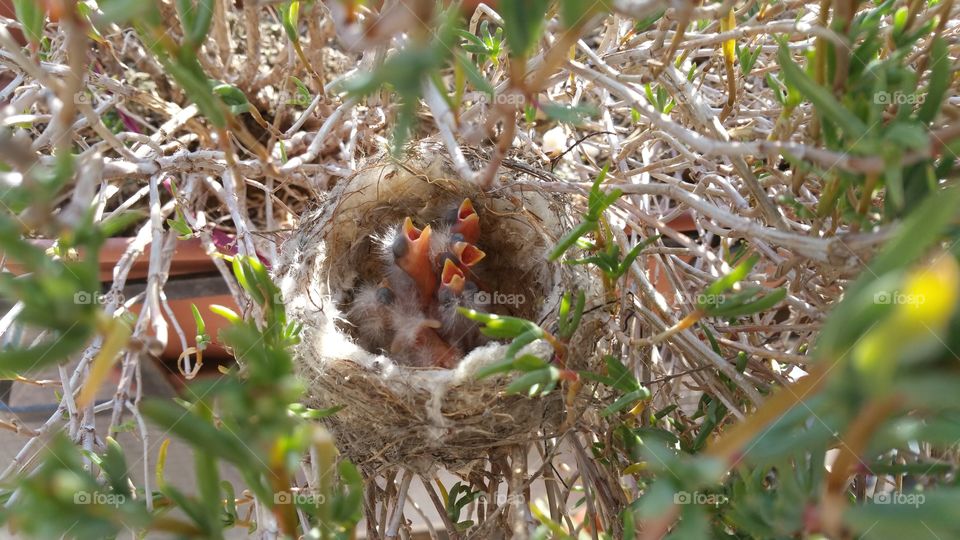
[349,199,490,368]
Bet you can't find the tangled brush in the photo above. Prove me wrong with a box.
[276,140,605,474]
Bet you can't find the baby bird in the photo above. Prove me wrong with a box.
[348,280,397,353]
[431,227,486,280]
[452,240,485,276]
[388,300,461,368]
[383,217,436,308]
[445,198,480,245]
[437,259,489,350]
[354,202,492,369]
[351,277,461,368]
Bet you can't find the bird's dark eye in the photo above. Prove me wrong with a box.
[438,288,455,304]
[443,207,459,224]
[376,287,395,305]
[391,235,408,259]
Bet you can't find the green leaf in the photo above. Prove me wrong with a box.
[455,52,494,96]
[540,102,596,124]
[98,0,159,25]
[817,185,960,356]
[504,330,541,362]
[704,254,759,298]
[209,304,240,324]
[12,0,45,45]
[560,0,611,27]
[706,288,787,318]
[213,83,250,114]
[190,303,206,335]
[505,367,557,395]
[476,357,519,379]
[456,29,487,50]
[500,0,550,58]
[513,354,549,372]
[777,46,867,139]
[282,1,301,44]
[883,146,905,210]
[918,37,949,124]
[177,0,214,47]
[167,214,193,237]
[602,388,651,416]
[0,325,91,375]
[101,437,131,497]
[548,222,596,261]
[558,290,585,339]
[140,399,254,468]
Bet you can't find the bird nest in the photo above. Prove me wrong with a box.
[276,141,605,474]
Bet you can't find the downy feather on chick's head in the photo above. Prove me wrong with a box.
[387,296,461,368]
[438,260,488,350]
[377,217,437,307]
[375,220,432,308]
[348,281,396,352]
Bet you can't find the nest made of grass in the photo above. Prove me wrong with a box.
[276,140,605,473]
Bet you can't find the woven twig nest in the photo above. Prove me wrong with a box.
[276,141,604,473]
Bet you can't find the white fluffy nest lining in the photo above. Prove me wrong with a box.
[276,141,605,474]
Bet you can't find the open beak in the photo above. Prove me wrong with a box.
[453,242,485,267]
[451,199,480,244]
[440,258,466,295]
[394,217,436,306]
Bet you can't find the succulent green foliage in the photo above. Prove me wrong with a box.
[774,9,950,219]
[557,290,585,340]
[0,434,151,538]
[0,257,360,539]
[342,8,460,153]
[580,355,651,417]
[540,101,597,124]
[460,309,545,368]
[465,290,586,396]
[736,43,762,76]
[445,482,481,531]
[0,149,144,375]
[548,166,623,260]
[566,235,660,281]
[559,0,613,28]
[499,0,550,58]
[457,20,504,67]
[694,254,787,318]
[817,184,960,358]
[644,83,675,114]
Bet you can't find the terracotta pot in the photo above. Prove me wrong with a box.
[646,212,699,303]
[8,238,238,369]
